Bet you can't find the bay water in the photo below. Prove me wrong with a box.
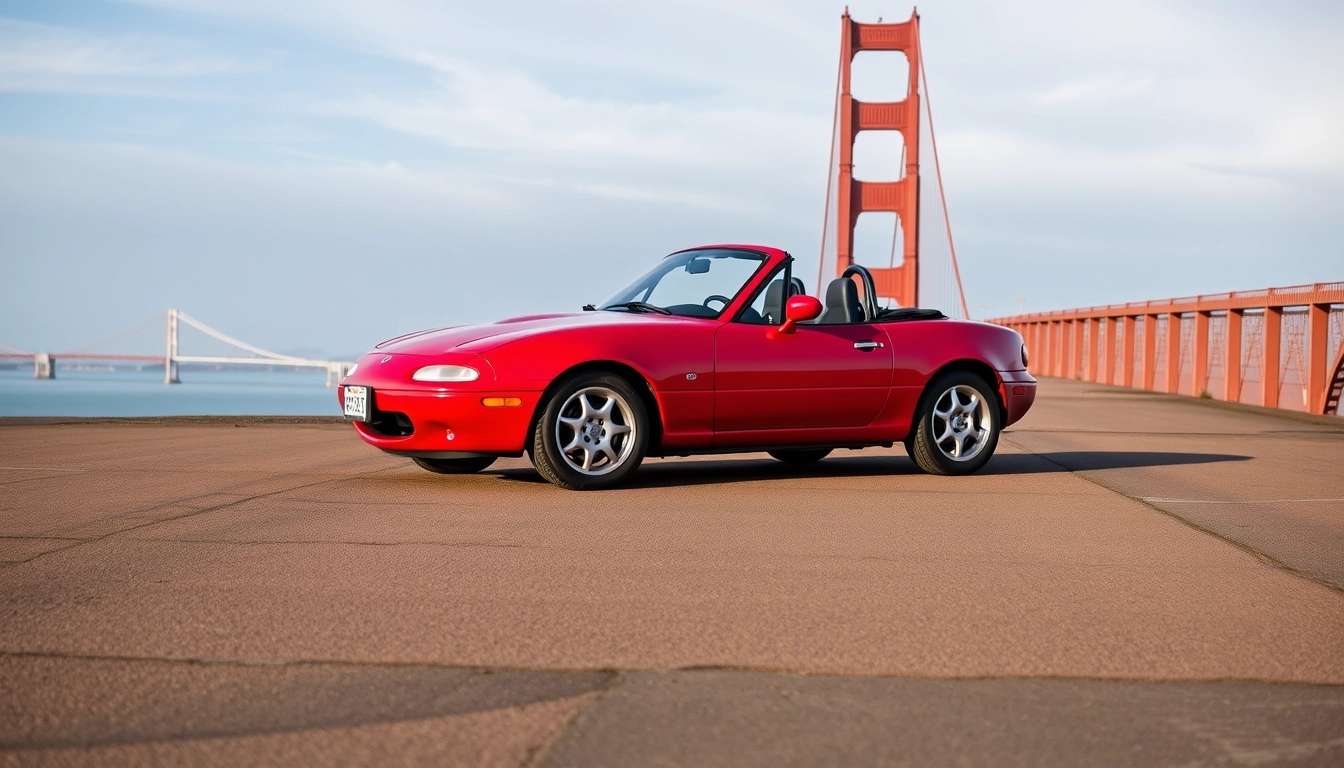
[0,368,342,417]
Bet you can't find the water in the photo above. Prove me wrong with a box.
[0,368,342,417]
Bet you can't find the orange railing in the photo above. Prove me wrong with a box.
[989,283,1344,415]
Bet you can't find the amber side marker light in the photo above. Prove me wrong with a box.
[481,397,522,407]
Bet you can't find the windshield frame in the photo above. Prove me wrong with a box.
[597,247,775,320]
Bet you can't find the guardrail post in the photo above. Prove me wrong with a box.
[1166,312,1182,394]
[1057,320,1067,377]
[1193,311,1210,396]
[1061,320,1070,378]
[1058,320,1069,378]
[1142,314,1158,390]
[1087,318,1100,382]
[1043,322,1053,376]
[1263,306,1282,408]
[1041,321,1049,376]
[1307,303,1329,413]
[1118,316,1128,387]
[1055,320,1066,377]
[1071,319,1084,379]
[1029,323,1040,374]
[1225,310,1243,403]
[1037,322,1047,375]
[1103,317,1116,384]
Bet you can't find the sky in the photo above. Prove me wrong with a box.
[1,0,1341,358]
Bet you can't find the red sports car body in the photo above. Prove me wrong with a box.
[339,245,1035,489]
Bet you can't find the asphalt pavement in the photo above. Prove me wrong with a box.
[2,378,1342,766]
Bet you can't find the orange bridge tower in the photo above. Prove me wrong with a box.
[833,9,921,307]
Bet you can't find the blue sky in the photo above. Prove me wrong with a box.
[1,0,1341,357]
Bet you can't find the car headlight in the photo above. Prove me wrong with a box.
[343,363,358,378]
[412,365,480,382]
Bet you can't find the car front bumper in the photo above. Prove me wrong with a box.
[339,384,540,457]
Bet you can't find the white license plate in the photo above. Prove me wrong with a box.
[343,385,370,421]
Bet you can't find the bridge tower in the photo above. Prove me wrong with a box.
[34,353,55,379]
[164,308,180,384]
[833,9,921,307]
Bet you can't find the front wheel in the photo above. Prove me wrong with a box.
[412,456,496,474]
[907,372,1000,475]
[530,372,649,490]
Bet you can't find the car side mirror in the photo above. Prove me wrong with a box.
[771,295,822,337]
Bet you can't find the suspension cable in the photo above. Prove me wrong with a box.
[817,49,843,296]
[176,312,309,362]
[59,315,162,355]
[919,38,970,320]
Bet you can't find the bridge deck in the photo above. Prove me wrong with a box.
[2,380,1341,765]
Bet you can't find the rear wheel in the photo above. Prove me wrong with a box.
[412,456,496,474]
[768,448,832,464]
[907,372,1000,476]
[530,372,648,490]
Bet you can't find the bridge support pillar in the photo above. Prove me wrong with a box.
[326,363,350,388]
[1262,307,1282,408]
[34,353,55,379]
[1165,312,1182,394]
[1118,316,1128,387]
[164,308,180,385]
[1048,320,1059,376]
[1193,311,1210,397]
[1071,320,1084,380]
[1102,317,1112,381]
[1225,310,1243,403]
[1033,324,1042,375]
[1142,315,1158,391]
[1086,318,1099,383]
[1307,303,1329,413]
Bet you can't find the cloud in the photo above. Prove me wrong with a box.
[3,0,1341,335]
[328,59,825,171]
[1034,75,1153,105]
[0,17,242,93]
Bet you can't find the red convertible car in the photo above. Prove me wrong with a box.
[339,245,1035,490]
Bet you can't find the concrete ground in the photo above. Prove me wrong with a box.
[1,378,1341,766]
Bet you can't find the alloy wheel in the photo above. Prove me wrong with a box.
[554,386,637,476]
[931,384,992,462]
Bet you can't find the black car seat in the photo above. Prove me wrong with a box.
[761,278,807,325]
[817,277,865,324]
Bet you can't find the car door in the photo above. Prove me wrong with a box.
[713,320,894,433]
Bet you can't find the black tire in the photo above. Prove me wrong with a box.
[529,372,649,490]
[412,456,496,474]
[768,448,833,464]
[907,371,1001,476]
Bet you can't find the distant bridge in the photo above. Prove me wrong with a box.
[1,309,354,387]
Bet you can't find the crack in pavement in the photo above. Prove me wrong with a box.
[1,465,407,566]
[4,649,1342,687]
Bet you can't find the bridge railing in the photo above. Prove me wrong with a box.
[989,282,1344,416]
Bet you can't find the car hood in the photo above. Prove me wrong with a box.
[374,311,694,355]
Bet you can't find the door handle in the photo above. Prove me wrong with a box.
[853,340,884,351]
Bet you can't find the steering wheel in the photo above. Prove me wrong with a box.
[703,295,732,311]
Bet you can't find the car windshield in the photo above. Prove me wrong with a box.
[598,249,769,319]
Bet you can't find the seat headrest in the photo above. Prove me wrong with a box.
[819,277,865,324]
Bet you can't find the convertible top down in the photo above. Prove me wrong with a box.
[339,245,1035,489]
